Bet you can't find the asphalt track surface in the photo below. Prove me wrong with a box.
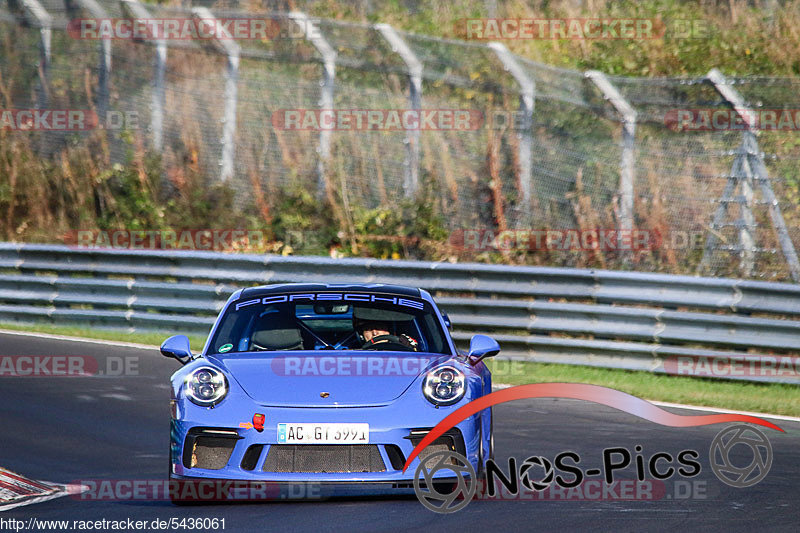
[1,331,798,532]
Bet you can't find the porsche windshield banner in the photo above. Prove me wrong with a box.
[234,293,425,311]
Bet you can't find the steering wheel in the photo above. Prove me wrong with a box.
[361,335,416,352]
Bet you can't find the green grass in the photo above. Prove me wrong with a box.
[486,360,800,417]
[0,322,209,352]
[1,321,796,417]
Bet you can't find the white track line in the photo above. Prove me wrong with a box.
[648,400,800,423]
[493,383,800,423]
[0,328,157,351]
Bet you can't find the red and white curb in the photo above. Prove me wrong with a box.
[0,467,84,512]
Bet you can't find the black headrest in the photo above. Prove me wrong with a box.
[251,313,303,350]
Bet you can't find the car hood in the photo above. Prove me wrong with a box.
[207,351,454,407]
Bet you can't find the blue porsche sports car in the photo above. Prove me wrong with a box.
[161,283,499,498]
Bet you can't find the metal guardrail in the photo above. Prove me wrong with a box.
[0,243,798,384]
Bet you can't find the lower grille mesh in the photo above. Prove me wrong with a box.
[263,445,386,473]
[418,443,453,468]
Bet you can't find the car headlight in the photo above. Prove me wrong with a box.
[422,365,466,406]
[185,366,228,407]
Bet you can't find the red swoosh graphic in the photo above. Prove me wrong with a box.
[402,383,784,472]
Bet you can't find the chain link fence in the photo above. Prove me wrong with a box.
[1,0,800,282]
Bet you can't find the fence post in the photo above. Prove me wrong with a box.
[375,23,421,199]
[14,0,51,110]
[488,42,534,226]
[702,68,757,277]
[67,0,111,123]
[121,0,166,151]
[191,7,240,183]
[703,68,800,282]
[289,12,336,199]
[585,70,636,263]
[151,40,166,151]
[698,137,758,277]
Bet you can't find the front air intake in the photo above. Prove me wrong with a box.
[263,445,386,473]
[182,428,242,470]
[407,428,466,468]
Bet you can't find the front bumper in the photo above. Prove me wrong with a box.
[170,397,486,485]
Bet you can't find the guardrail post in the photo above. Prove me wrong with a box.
[375,23,421,199]
[488,42,534,227]
[13,0,52,110]
[289,12,336,199]
[192,7,240,183]
[121,0,166,151]
[69,0,111,123]
[702,68,800,282]
[585,71,636,264]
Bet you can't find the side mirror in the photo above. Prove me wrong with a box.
[468,334,500,364]
[441,313,452,329]
[160,335,192,365]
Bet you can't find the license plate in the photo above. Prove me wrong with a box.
[277,423,369,444]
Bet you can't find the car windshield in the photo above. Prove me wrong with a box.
[207,292,451,355]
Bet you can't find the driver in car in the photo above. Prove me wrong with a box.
[357,319,419,351]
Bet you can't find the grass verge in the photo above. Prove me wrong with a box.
[486,360,800,418]
[0,322,209,352]
[1,322,796,417]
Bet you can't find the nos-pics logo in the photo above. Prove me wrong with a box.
[404,384,782,514]
[413,424,773,514]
